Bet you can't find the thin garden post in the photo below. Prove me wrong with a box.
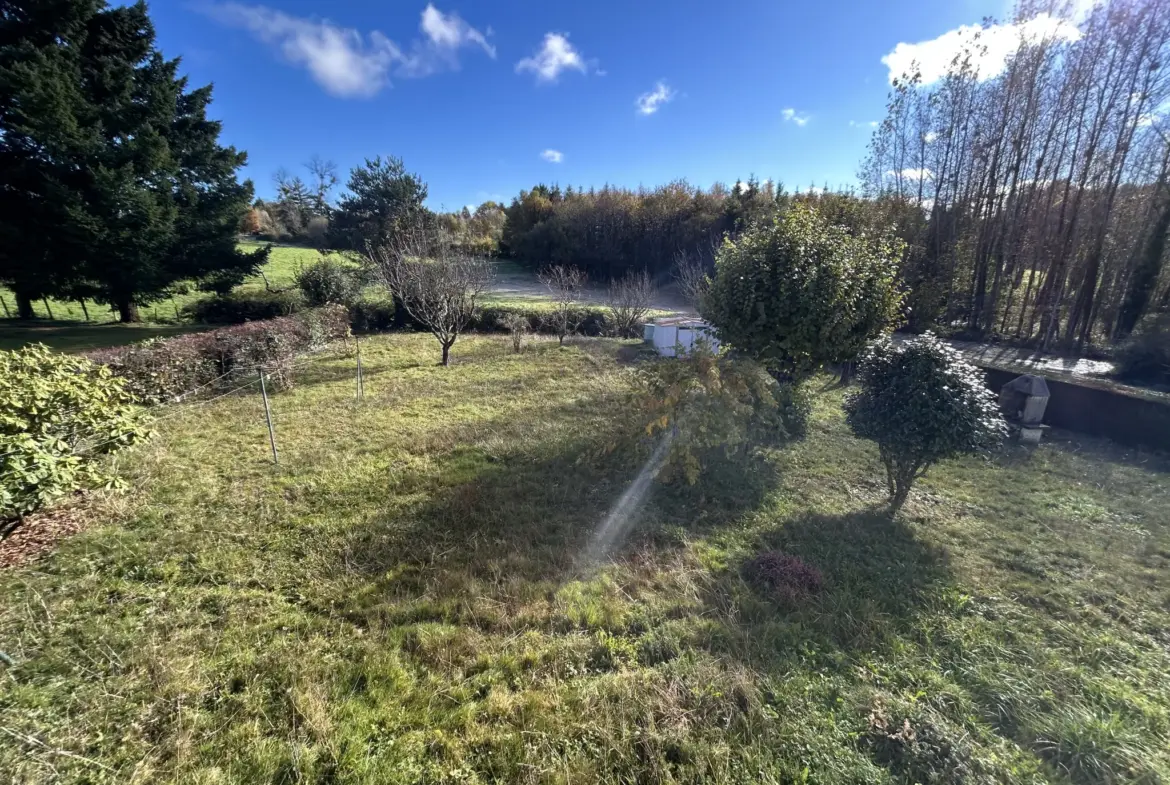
[356,338,365,399]
[258,368,279,465]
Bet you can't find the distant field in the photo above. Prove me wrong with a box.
[0,242,322,325]
[0,243,331,351]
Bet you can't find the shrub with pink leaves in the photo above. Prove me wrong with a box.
[86,305,350,403]
[743,551,824,604]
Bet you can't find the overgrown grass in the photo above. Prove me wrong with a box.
[1,334,1168,783]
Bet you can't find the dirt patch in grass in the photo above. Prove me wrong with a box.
[0,494,97,569]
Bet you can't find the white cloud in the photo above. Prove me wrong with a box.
[782,108,810,126]
[888,167,934,181]
[924,131,939,143]
[882,13,1081,86]
[420,4,494,57]
[636,81,675,115]
[849,120,879,129]
[516,33,588,83]
[207,3,493,97]
[540,149,564,163]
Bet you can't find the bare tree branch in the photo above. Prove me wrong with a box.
[368,219,493,365]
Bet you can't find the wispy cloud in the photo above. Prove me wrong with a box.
[782,108,810,127]
[881,13,1081,86]
[206,3,493,97]
[516,33,589,83]
[849,120,879,129]
[635,81,675,115]
[540,149,564,163]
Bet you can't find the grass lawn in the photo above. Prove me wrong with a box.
[2,333,1169,783]
[0,243,322,345]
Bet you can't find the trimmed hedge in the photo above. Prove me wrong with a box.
[184,290,306,324]
[471,305,610,337]
[87,305,350,403]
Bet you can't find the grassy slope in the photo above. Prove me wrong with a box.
[1,334,1168,784]
[0,244,318,351]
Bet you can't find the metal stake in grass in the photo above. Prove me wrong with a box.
[355,337,365,400]
[258,368,279,465]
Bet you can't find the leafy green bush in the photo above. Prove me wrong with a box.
[845,334,1006,513]
[348,298,398,332]
[703,203,904,379]
[1115,313,1170,386]
[87,306,350,402]
[295,256,365,307]
[633,347,803,484]
[183,289,305,324]
[473,305,609,337]
[2,345,147,522]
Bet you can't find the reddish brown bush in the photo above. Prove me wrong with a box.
[743,551,823,604]
[86,305,349,403]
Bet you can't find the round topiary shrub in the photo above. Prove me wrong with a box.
[703,202,904,380]
[844,333,1006,513]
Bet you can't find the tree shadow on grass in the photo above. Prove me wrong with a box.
[328,398,786,628]
[701,508,956,663]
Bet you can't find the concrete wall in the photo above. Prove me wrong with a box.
[982,367,1170,451]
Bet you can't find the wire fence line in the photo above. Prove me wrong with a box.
[1,339,364,466]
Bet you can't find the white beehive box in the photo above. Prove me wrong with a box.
[644,317,719,357]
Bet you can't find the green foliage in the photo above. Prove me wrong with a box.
[329,156,428,251]
[295,255,365,307]
[1,345,146,520]
[0,0,263,322]
[1115,312,1170,386]
[703,202,905,379]
[183,289,306,324]
[633,347,803,484]
[501,181,774,280]
[347,297,397,333]
[845,334,1006,512]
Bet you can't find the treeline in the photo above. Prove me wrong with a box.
[242,158,505,257]
[862,0,1170,349]
[500,179,780,279]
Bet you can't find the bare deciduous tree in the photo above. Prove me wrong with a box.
[537,264,587,345]
[370,221,493,365]
[672,238,717,312]
[498,312,530,353]
[605,270,655,338]
[860,0,1170,351]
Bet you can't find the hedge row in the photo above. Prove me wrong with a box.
[86,305,350,404]
[189,290,619,338]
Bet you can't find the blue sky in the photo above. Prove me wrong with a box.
[152,0,1009,210]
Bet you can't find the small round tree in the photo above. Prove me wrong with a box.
[702,203,904,380]
[844,334,1007,514]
